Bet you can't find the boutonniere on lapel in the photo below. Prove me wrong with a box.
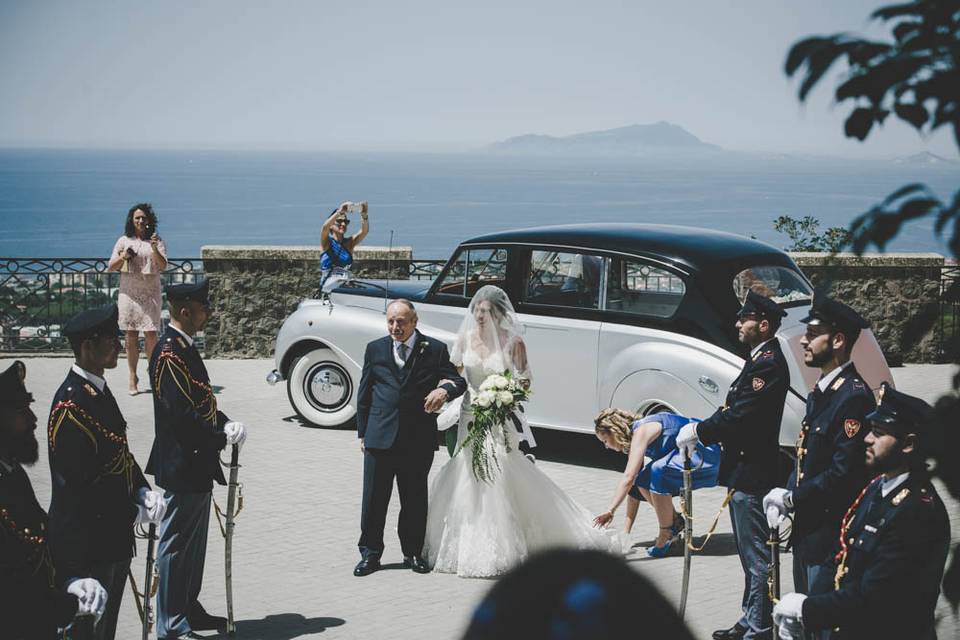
[83,383,98,397]
[418,340,430,356]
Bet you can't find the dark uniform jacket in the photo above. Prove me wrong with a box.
[1,462,78,639]
[803,473,950,640]
[357,331,466,451]
[787,363,875,565]
[696,338,789,495]
[147,327,228,493]
[47,369,148,581]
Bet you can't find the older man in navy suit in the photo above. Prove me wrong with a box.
[355,298,466,576]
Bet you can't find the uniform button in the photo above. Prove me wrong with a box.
[740,450,745,456]
[799,473,804,479]
[193,449,199,454]
[848,537,855,544]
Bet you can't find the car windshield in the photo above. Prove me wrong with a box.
[733,265,812,306]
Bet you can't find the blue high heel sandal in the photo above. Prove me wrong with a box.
[647,527,678,558]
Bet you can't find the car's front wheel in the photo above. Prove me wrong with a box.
[287,348,356,427]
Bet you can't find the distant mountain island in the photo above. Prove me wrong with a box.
[892,151,958,166]
[488,122,722,156]
[488,124,959,166]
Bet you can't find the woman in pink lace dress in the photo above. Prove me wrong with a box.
[107,203,167,394]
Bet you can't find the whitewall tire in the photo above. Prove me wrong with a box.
[287,348,356,427]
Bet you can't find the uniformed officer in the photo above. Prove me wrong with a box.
[763,299,876,609]
[1,360,109,638]
[675,290,790,640]
[147,280,247,639]
[773,383,950,639]
[47,304,167,640]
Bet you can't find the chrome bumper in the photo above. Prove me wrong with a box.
[265,369,283,386]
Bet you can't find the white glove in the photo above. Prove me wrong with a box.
[224,421,247,449]
[776,617,804,640]
[773,592,807,639]
[675,422,700,459]
[766,504,785,530]
[136,488,168,525]
[67,577,108,623]
[763,487,791,527]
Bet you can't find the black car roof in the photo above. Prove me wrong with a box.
[461,223,788,273]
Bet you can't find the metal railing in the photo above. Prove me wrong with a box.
[408,259,447,281]
[941,263,959,362]
[0,258,202,353]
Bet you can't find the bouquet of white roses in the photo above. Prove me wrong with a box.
[457,370,531,483]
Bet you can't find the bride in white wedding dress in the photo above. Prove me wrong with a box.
[423,285,621,578]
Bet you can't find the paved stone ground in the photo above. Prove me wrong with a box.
[10,357,959,640]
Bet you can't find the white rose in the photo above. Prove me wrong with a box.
[479,377,494,391]
[493,375,509,389]
[498,390,514,405]
[475,392,492,408]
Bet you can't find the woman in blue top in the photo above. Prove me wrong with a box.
[593,408,721,557]
[320,201,370,293]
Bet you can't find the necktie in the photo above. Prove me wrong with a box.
[398,343,409,363]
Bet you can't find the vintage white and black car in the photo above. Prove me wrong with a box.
[267,223,892,455]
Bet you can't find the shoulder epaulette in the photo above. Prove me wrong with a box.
[48,400,99,452]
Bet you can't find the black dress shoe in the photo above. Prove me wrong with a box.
[187,610,227,632]
[712,623,748,640]
[187,601,226,631]
[403,555,431,574]
[354,557,381,576]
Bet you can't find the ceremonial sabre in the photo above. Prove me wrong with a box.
[128,523,159,639]
[678,451,694,619]
[766,506,781,604]
[223,444,242,635]
[142,524,158,640]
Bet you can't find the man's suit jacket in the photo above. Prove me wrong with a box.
[787,363,875,564]
[1,462,78,638]
[146,327,228,493]
[696,338,790,495]
[47,369,148,580]
[356,331,466,451]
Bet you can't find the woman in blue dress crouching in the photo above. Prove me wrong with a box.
[593,409,721,557]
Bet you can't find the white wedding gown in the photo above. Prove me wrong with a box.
[423,351,621,578]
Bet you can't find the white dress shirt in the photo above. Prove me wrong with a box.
[393,333,418,368]
[71,364,106,393]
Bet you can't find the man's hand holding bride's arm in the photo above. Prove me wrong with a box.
[424,387,449,413]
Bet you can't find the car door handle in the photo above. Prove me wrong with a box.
[698,376,719,394]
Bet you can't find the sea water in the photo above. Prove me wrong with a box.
[0,148,956,259]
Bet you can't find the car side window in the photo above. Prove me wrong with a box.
[606,257,685,318]
[524,250,603,309]
[435,249,468,296]
[435,247,508,298]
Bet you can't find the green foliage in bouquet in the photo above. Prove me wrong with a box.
[457,370,531,483]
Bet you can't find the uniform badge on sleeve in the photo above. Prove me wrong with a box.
[844,419,861,438]
[752,377,765,391]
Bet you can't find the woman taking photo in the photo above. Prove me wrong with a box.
[320,201,369,294]
[593,408,720,557]
[107,203,167,395]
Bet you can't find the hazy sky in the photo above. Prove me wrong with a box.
[2,0,957,158]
